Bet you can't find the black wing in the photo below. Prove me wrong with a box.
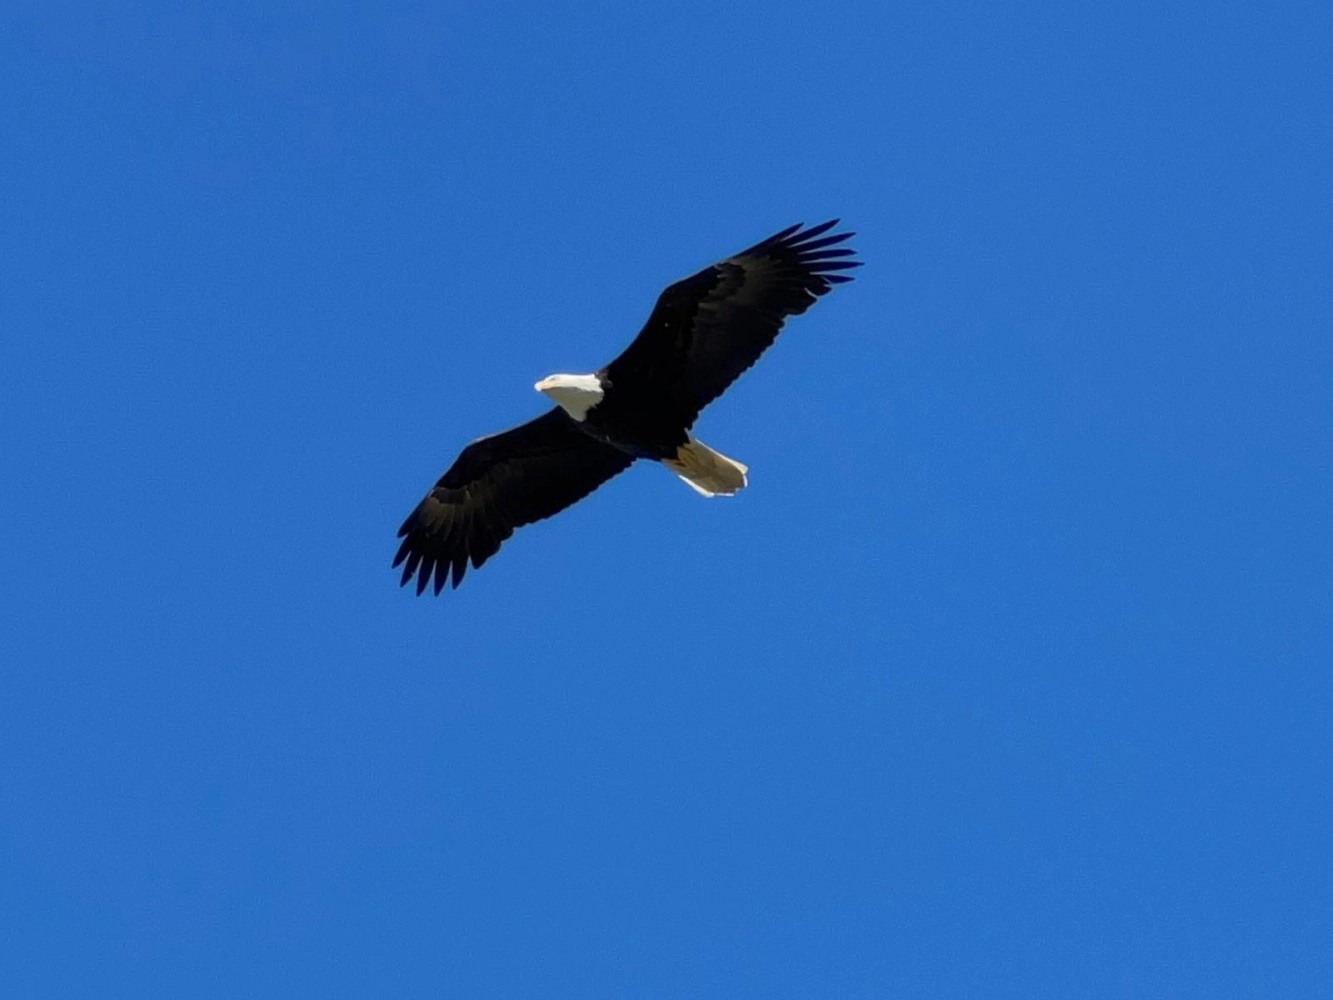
[604,220,860,424]
[393,408,635,594]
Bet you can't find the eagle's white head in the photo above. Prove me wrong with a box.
[535,373,605,422]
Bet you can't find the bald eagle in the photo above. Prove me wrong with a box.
[393,220,860,594]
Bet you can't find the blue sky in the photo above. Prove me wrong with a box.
[3,1,1330,995]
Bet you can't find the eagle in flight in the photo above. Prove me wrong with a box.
[393,220,860,594]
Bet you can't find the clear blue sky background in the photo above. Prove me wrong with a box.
[3,1,1330,996]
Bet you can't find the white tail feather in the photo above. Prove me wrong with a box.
[662,436,749,497]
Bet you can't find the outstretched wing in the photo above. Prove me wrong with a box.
[604,220,860,424]
[393,408,634,594]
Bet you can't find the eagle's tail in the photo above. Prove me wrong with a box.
[663,436,748,497]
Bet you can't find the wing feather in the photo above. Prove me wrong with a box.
[605,221,861,422]
[393,408,634,593]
